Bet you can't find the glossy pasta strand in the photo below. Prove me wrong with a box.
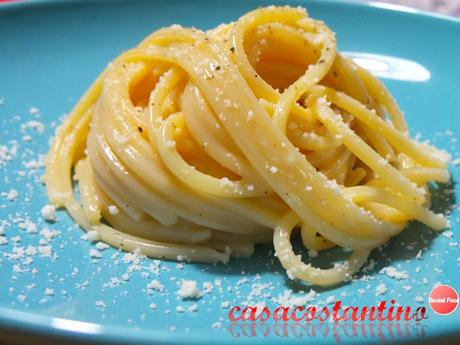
[45,6,450,286]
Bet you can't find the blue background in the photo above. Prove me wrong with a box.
[0,0,459,344]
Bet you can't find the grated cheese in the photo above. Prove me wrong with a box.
[177,280,201,299]
[40,204,56,222]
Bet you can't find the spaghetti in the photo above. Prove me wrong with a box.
[45,6,450,286]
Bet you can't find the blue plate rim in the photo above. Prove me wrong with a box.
[1,0,460,24]
[0,0,459,344]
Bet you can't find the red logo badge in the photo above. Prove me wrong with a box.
[429,285,459,315]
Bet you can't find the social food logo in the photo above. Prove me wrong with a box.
[429,285,459,315]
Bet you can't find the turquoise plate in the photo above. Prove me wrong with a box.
[0,0,459,344]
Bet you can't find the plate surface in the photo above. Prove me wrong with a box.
[0,0,459,344]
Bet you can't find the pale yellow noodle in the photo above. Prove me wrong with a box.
[45,6,450,286]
